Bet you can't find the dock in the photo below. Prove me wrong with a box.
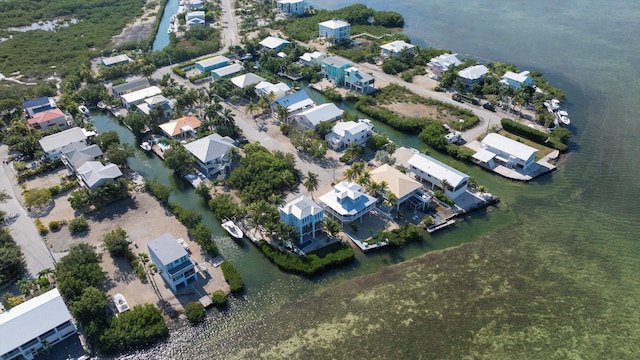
[278,72,303,81]
[346,233,389,252]
[426,220,456,233]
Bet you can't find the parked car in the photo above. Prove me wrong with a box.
[482,103,496,112]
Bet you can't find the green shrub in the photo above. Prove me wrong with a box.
[221,261,244,293]
[280,123,290,135]
[368,224,423,247]
[47,185,61,196]
[211,290,227,306]
[68,217,89,234]
[98,304,168,354]
[48,220,65,231]
[257,241,355,277]
[184,302,206,324]
[35,219,48,235]
[434,190,455,206]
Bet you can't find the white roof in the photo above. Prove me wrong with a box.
[231,73,266,89]
[380,40,416,53]
[39,127,86,152]
[472,148,497,163]
[184,133,237,163]
[148,233,188,266]
[330,120,372,137]
[77,161,122,188]
[212,63,243,77]
[300,51,326,62]
[121,86,162,104]
[319,19,350,29]
[458,65,489,80]
[502,70,531,83]
[318,181,376,216]
[481,133,538,162]
[196,56,230,69]
[281,196,323,219]
[102,54,133,66]
[429,53,461,69]
[259,36,290,50]
[408,153,469,188]
[186,11,205,18]
[277,0,304,4]
[296,103,343,127]
[255,81,290,94]
[0,288,72,356]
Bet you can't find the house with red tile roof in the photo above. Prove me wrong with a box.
[27,108,68,130]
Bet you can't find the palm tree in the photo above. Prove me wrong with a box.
[17,279,35,296]
[384,192,399,210]
[356,170,371,188]
[324,218,341,237]
[246,101,259,118]
[303,171,320,198]
[351,161,365,178]
[440,179,450,193]
[220,108,236,127]
[343,167,357,182]
[275,105,289,123]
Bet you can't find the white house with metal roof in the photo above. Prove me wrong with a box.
[325,119,373,150]
[299,51,326,66]
[318,19,351,44]
[259,36,291,52]
[427,53,461,80]
[255,81,291,100]
[39,127,88,160]
[111,78,150,99]
[276,0,305,16]
[408,152,470,200]
[231,73,266,89]
[458,65,489,86]
[76,161,123,189]
[272,90,316,121]
[0,288,77,360]
[184,133,237,177]
[294,103,343,130]
[147,233,197,292]
[186,11,206,29]
[380,40,416,58]
[475,133,538,170]
[501,70,534,89]
[101,54,133,67]
[211,63,244,80]
[136,94,176,117]
[318,181,377,225]
[121,86,163,109]
[280,196,324,243]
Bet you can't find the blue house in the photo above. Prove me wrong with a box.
[280,196,324,243]
[318,181,377,225]
[147,233,197,292]
[195,56,230,73]
[344,67,375,94]
[23,96,57,118]
[501,70,535,89]
[272,90,315,121]
[321,56,351,85]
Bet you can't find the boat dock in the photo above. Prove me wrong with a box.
[278,72,303,81]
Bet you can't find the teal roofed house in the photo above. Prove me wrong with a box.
[195,56,230,73]
[280,196,324,243]
[344,67,375,94]
[321,56,351,85]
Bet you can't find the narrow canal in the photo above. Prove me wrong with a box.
[152,0,180,51]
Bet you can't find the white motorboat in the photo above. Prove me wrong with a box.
[556,110,571,125]
[78,104,90,116]
[140,141,152,151]
[114,293,130,313]
[222,220,243,239]
[97,101,107,110]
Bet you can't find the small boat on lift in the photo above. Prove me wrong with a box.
[222,219,243,239]
[140,142,152,151]
[78,104,90,116]
[556,110,571,126]
[97,101,107,110]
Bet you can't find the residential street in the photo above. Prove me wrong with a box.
[0,145,56,279]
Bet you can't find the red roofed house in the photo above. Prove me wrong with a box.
[159,116,202,140]
[27,108,69,131]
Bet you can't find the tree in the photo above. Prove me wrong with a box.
[140,64,157,80]
[324,218,341,237]
[164,144,196,174]
[68,216,89,234]
[275,105,289,123]
[303,171,320,198]
[184,302,206,325]
[24,188,52,209]
[106,143,134,166]
[71,286,108,324]
[16,278,35,296]
[94,131,120,151]
[102,227,130,257]
[123,111,149,137]
[314,121,333,138]
[68,188,92,212]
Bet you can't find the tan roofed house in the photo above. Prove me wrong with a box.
[370,164,429,211]
[159,116,201,140]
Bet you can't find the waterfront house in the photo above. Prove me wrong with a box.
[318,19,351,44]
[231,73,266,89]
[255,81,291,100]
[458,65,489,87]
[27,108,69,131]
[344,67,375,94]
[111,79,150,99]
[501,70,534,89]
[76,161,122,189]
[136,94,176,118]
[318,181,377,225]
[299,51,326,66]
[272,90,315,121]
[39,127,88,160]
[195,56,230,73]
[259,36,291,53]
[121,86,162,109]
[294,103,343,130]
[61,142,103,173]
[186,0,204,10]
[0,288,78,360]
[23,96,57,118]
[148,233,197,292]
[427,53,461,80]
[370,164,429,211]
[408,152,470,200]
[474,133,538,170]
[101,54,133,67]
[380,40,416,58]
[184,133,237,177]
[276,0,306,16]
[211,63,244,80]
[280,196,324,243]
[325,119,373,150]
[321,56,351,85]
[186,11,206,29]
[159,116,201,140]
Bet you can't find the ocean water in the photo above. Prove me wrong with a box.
[115,1,640,358]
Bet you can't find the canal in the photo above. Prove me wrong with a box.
[152,0,180,51]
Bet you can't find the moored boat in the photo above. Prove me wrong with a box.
[140,141,152,151]
[114,293,130,313]
[222,220,243,239]
[97,101,107,110]
[78,104,90,116]
[556,110,571,125]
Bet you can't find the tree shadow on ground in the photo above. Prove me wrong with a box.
[89,196,139,222]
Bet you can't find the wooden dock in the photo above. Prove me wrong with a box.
[277,72,303,81]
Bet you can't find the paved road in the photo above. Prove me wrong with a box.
[0,146,56,278]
